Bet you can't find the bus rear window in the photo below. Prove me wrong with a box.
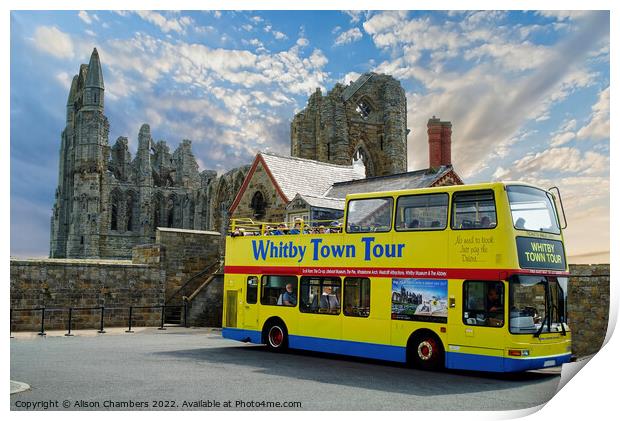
[346,197,393,233]
[452,190,497,230]
[507,185,560,234]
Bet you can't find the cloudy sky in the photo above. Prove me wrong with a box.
[10,10,609,261]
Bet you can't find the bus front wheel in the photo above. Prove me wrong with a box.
[264,322,288,352]
[408,333,444,370]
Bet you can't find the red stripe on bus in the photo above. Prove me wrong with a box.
[223,265,569,279]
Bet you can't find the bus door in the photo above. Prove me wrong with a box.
[243,276,259,330]
[447,280,506,371]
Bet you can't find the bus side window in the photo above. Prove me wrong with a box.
[344,277,370,317]
[260,275,297,306]
[396,193,448,231]
[246,276,258,304]
[462,281,504,327]
[452,190,497,230]
[300,276,341,315]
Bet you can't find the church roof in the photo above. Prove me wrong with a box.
[85,48,104,89]
[325,166,458,199]
[259,152,364,200]
[287,193,346,211]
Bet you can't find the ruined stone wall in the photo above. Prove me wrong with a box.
[290,72,408,177]
[50,50,248,261]
[568,264,610,357]
[10,258,165,332]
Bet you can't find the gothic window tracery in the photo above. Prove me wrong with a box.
[356,99,373,120]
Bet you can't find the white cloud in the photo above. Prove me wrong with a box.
[334,27,363,46]
[296,38,309,47]
[32,26,74,59]
[344,10,364,24]
[576,87,609,140]
[54,72,73,90]
[537,11,592,22]
[78,10,93,24]
[506,147,608,178]
[272,31,287,40]
[134,11,192,34]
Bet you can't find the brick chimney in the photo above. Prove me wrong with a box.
[427,116,452,168]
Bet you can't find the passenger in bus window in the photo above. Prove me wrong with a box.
[487,286,503,313]
[407,219,420,229]
[320,286,340,312]
[281,283,297,306]
[480,216,491,228]
[515,217,526,229]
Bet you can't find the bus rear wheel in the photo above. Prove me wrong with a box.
[408,333,444,370]
[264,322,288,352]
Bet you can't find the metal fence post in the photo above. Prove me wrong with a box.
[125,306,134,333]
[38,308,46,336]
[65,307,74,337]
[183,298,189,328]
[10,309,14,339]
[158,305,166,330]
[98,306,106,333]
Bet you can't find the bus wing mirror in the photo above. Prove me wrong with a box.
[548,186,567,229]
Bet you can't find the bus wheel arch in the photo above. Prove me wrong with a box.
[406,329,445,370]
[262,317,289,351]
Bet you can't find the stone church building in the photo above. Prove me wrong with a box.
[50,48,461,260]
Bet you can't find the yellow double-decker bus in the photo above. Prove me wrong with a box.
[222,182,571,372]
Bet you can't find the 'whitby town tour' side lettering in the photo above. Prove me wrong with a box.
[251,237,406,263]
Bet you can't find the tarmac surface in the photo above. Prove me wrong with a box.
[10,327,563,411]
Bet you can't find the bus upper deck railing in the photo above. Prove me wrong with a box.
[229,218,343,237]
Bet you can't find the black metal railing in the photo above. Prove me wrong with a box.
[9,299,189,338]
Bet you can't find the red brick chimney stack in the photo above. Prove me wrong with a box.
[427,116,452,168]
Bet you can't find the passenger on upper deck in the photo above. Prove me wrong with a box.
[289,217,304,234]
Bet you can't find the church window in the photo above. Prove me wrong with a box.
[111,203,118,231]
[126,195,134,232]
[250,191,266,220]
[356,99,372,120]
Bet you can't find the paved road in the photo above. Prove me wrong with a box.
[10,327,562,411]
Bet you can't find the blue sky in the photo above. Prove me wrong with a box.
[9,10,609,260]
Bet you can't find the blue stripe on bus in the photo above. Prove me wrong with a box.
[222,327,262,344]
[446,351,572,372]
[221,328,571,372]
[288,334,407,362]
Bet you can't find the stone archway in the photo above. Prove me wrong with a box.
[352,143,375,177]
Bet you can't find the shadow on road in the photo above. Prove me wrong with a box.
[155,339,560,398]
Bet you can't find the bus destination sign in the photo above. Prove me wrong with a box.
[516,237,566,270]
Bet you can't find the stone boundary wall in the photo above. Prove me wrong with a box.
[568,264,610,357]
[187,275,224,327]
[10,258,165,331]
[134,228,221,302]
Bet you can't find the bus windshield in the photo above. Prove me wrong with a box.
[509,275,567,335]
[507,185,560,234]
